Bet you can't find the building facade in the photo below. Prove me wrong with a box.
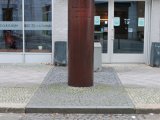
[0,0,159,64]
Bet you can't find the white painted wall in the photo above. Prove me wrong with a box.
[150,0,160,43]
[0,53,23,63]
[53,0,68,42]
[25,54,52,63]
[145,0,160,64]
[52,0,68,64]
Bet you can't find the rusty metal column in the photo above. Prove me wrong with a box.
[68,0,94,87]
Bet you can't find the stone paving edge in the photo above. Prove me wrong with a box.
[0,107,25,113]
[1,106,160,114]
[25,106,135,114]
[136,108,160,114]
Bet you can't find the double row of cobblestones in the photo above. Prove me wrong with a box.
[1,113,160,120]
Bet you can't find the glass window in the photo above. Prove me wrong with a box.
[0,0,22,52]
[94,1,108,53]
[114,1,145,53]
[24,0,52,53]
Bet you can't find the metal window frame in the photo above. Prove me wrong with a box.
[0,0,53,63]
[23,0,53,63]
[97,0,152,63]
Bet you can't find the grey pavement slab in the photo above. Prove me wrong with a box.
[108,64,160,88]
[0,64,52,87]
[26,67,134,113]
[107,64,160,114]
[0,64,52,113]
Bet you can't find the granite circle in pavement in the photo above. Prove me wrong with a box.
[26,67,134,113]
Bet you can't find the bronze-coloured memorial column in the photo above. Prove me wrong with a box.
[68,0,94,87]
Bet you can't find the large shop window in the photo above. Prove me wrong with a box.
[0,0,52,53]
[0,0,22,52]
[24,0,52,53]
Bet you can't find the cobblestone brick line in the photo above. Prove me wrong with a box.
[1,113,160,120]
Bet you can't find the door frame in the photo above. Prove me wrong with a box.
[101,0,151,64]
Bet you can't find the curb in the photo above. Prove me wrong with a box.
[136,108,160,114]
[25,106,135,114]
[1,107,160,114]
[0,107,25,113]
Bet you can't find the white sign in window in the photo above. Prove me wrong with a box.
[138,18,145,27]
[114,17,120,26]
[94,16,100,25]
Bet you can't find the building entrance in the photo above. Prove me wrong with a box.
[94,0,148,63]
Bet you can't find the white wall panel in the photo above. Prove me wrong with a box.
[0,54,23,63]
[53,0,68,42]
[150,0,160,42]
[25,54,52,63]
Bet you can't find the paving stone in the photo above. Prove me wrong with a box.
[1,113,160,120]
[1,64,160,114]
[126,88,160,105]
[21,114,53,120]
[0,64,52,87]
[0,87,37,107]
[26,67,134,113]
[0,113,23,120]
[0,64,52,112]
[52,114,110,120]
[110,114,138,120]
[137,114,160,120]
[110,64,160,88]
[109,64,160,113]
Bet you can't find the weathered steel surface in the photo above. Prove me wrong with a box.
[68,0,94,87]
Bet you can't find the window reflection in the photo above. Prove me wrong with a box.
[0,0,22,52]
[94,1,108,53]
[114,1,145,53]
[24,0,52,53]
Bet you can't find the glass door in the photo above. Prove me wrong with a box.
[111,0,146,63]
[94,0,147,63]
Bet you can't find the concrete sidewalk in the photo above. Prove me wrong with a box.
[0,64,160,114]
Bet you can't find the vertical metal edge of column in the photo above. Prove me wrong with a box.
[149,0,153,65]
[144,0,148,64]
[51,0,54,64]
[108,0,114,63]
[149,0,152,65]
[66,0,69,65]
[22,0,25,63]
[144,0,152,65]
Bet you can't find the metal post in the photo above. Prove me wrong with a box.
[68,0,94,87]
